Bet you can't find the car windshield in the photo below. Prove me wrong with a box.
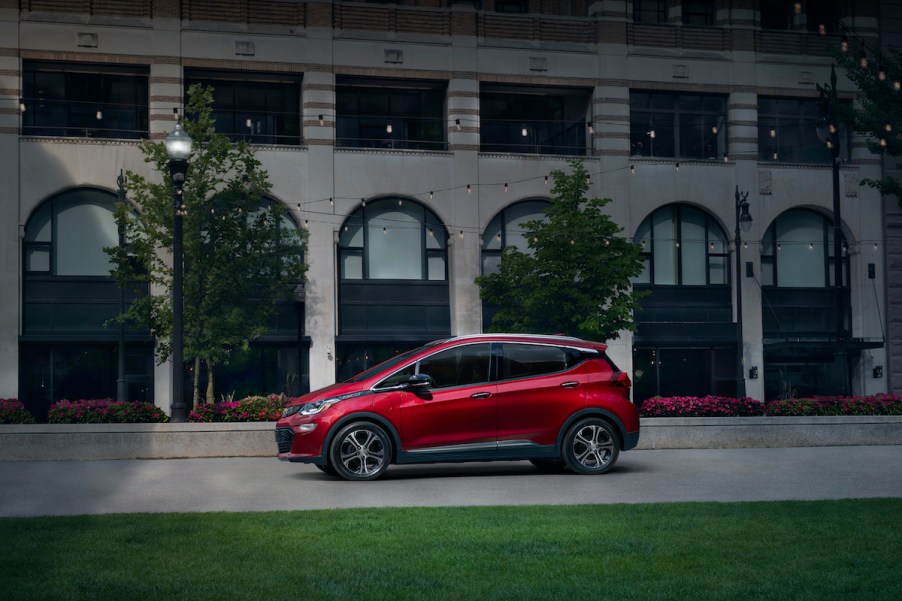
[343,343,437,384]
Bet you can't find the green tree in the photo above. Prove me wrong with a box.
[108,84,307,406]
[475,160,646,342]
[835,47,902,202]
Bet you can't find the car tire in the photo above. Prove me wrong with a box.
[329,421,392,481]
[562,418,620,475]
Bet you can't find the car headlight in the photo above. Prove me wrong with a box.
[300,398,340,416]
[282,405,302,418]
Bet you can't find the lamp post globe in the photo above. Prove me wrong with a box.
[165,119,192,422]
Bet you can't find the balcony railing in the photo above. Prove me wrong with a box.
[336,115,446,151]
[211,109,302,146]
[21,98,148,140]
[481,118,587,156]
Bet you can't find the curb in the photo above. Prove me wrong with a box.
[1,416,900,461]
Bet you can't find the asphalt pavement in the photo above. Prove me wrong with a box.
[1,446,900,517]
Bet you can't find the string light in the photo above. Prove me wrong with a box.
[504,183,508,192]
[455,119,461,130]
[770,128,777,138]
[467,184,471,194]
[630,165,635,175]
[19,98,26,113]
[521,127,528,137]
[96,109,103,120]
[429,191,433,200]
[386,124,393,134]
[841,35,849,53]
[674,162,680,172]
[319,115,324,126]
[246,118,253,128]
[544,175,548,185]
[711,126,718,134]
[587,122,594,134]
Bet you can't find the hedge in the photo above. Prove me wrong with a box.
[640,394,902,418]
[47,399,169,424]
[0,398,35,424]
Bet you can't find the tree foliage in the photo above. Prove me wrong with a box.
[475,160,646,342]
[108,84,307,405]
[835,46,902,202]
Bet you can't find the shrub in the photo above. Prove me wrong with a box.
[764,395,902,416]
[47,399,169,424]
[0,398,36,424]
[640,396,764,417]
[188,394,288,422]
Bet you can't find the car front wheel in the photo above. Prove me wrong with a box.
[562,418,620,475]
[329,422,392,481]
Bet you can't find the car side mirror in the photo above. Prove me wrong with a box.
[406,373,433,391]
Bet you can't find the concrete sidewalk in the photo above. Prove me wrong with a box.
[2,445,900,517]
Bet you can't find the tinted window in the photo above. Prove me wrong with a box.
[500,344,568,380]
[416,343,491,389]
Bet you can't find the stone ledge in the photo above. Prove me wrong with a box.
[0,417,900,461]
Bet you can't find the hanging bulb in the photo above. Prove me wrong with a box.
[818,23,826,35]
[544,175,549,185]
[458,230,464,239]
[455,119,461,131]
[874,243,879,251]
[885,123,892,133]
[382,226,387,235]
[467,184,471,194]
[386,124,393,134]
[296,203,301,211]
[428,227,434,236]
[879,69,886,81]
[304,219,309,229]
[841,35,849,53]
[319,114,324,126]
[711,126,718,134]
[585,174,591,184]
[429,191,433,200]
[773,152,779,160]
[860,51,869,69]
[880,138,887,147]
[793,2,801,14]
[674,162,680,172]
[770,128,777,138]
[675,241,680,248]
[723,154,729,162]
[587,122,594,134]
[521,127,528,137]
[330,197,334,206]
[709,242,714,250]
[96,109,103,120]
[362,198,366,207]
[246,118,253,128]
[895,81,902,92]
[808,243,814,250]
[496,232,502,241]
[398,199,402,206]
[743,242,748,249]
[504,183,508,193]
[648,130,656,139]
[777,243,782,251]
[630,165,635,175]
[19,98,26,113]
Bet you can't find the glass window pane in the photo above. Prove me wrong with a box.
[428,255,445,281]
[505,201,547,252]
[367,204,422,279]
[483,215,503,250]
[483,254,501,276]
[341,252,363,280]
[26,247,50,272]
[708,256,726,285]
[776,210,826,287]
[501,343,566,379]
[25,202,52,242]
[680,208,706,285]
[55,193,118,276]
[652,208,677,285]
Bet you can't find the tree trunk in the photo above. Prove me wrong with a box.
[192,356,202,407]
[206,360,215,404]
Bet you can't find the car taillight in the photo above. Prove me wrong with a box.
[609,372,630,387]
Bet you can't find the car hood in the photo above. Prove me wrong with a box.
[285,381,368,407]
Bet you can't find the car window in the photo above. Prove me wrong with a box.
[375,364,416,389]
[500,343,567,380]
[416,343,491,389]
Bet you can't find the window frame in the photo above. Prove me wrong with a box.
[22,60,149,139]
[338,198,448,282]
[760,208,849,288]
[633,204,730,287]
[630,91,728,160]
[184,69,302,146]
[757,96,851,164]
[481,199,552,276]
[633,0,667,23]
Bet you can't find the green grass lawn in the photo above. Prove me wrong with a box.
[1,499,899,601]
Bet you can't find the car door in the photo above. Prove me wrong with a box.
[397,342,496,453]
[494,342,588,447]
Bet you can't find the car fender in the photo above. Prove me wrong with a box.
[557,408,633,451]
[320,412,403,463]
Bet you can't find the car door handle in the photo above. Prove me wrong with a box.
[560,381,579,389]
[471,392,492,399]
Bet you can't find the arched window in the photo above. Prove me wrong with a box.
[761,209,848,287]
[24,188,119,276]
[338,198,447,281]
[481,200,551,275]
[633,204,729,285]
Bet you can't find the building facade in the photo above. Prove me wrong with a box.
[0,0,893,417]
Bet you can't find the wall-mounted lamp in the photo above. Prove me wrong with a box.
[748,366,759,380]
[873,365,883,379]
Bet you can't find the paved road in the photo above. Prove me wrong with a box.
[1,446,900,517]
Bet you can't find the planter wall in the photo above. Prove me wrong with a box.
[0,416,900,461]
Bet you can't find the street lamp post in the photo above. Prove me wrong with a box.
[734,186,752,398]
[164,119,193,422]
[816,65,849,394]
[116,169,128,403]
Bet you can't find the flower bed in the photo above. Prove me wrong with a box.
[0,398,35,424]
[640,394,902,418]
[47,399,169,424]
[640,396,764,417]
[188,394,288,422]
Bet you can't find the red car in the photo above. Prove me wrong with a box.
[276,334,639,480]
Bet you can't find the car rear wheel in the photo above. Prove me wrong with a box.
[562,418,620,475]
[329,422,392,481]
